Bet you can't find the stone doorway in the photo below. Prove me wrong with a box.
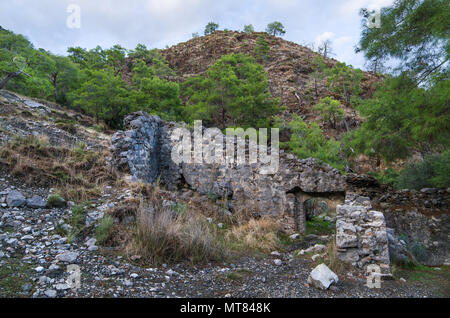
[287,188,344,234]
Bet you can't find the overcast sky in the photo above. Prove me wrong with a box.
[1,0,394,70]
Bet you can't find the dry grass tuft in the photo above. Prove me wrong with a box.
[125,193,224,265]
[108,197,141,221]
[0,135,118,202]
[323,238,347,274]
[225,218,282,252]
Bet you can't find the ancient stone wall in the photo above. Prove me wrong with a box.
[111,112,345,232]
[336,193,391,274]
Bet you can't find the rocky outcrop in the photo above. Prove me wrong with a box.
[336,193,391,274]
[111,113,182,190]
[111,112,345,223]
[0,90,109,150]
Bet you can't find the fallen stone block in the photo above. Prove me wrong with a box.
[307,263,339,290]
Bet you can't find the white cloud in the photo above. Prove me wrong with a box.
[0,0,395,69]
[334,35,353,47]
[315,31,334,47]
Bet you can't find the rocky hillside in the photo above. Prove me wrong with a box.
[160,31,379,130]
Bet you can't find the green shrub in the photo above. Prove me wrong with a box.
[47,194,65,207]
[282,115,345,171]
[89,125,103,132]
[95,216,114,245]
[306,216,335,235]
[255,35,270,62]
[313,97,345,129]
[410,242,428,263]
[69,205,86,227]
[368,168,399,187]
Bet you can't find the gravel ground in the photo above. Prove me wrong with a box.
[0,168,446,299]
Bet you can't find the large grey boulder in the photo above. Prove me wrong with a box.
[307,264,339,290]
[6,190,26,207]
[27,195,47,209]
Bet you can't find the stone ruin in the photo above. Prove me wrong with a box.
[111,112,450,272]
[111,112,345,233]
[336,193,391,275]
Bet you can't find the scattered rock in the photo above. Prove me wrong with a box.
[55,283,70,291]
[21,235,34,241]
[289,234,300,240]
[56,251,79,263]
[166,269,177,276]
[48,264,61,272]
[44,289,57,298]
[26,195,47,209]
[85,238,97,247]
[22,283,32,292]
[307,264,339,290]
[35,266,45,273]
[6,190,26,207]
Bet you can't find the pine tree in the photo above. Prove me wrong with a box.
[314,97,345,129]
[266,22,286,36]
[182,53,281,129]
[254,35,270,62]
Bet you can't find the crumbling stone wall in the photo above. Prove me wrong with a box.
[336,193,391,274]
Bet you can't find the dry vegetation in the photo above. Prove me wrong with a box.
[225,218,282,253]
[0,135,287,265]
[0,135,118,202]
[104,184,285,265]
[124,190,225,264]
[324,239,346,274]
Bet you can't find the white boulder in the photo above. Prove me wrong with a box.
[307,263,339,290]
